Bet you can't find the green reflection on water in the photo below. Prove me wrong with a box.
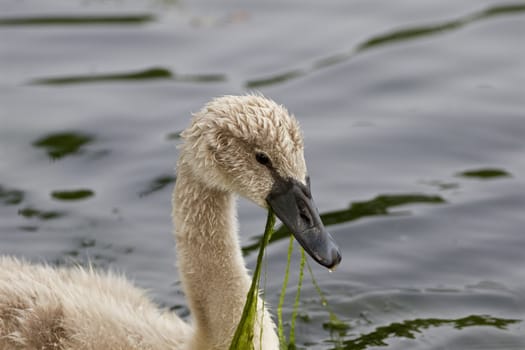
[32,67,172,85]
[31,67,225,85]
[357,3,525,51]
[51,189,94,201]
[246,70,304,89]
[246,3,525,88]
[458,168,512,179]
[321,194,444,226]
[0,185,24,206]
[33,132,93,159]
[175,73,226,83]
[330,315,520,350]
[139,175,176,197]
[242,193,445,255]
[0,14,155,26]
[18,207,64,220]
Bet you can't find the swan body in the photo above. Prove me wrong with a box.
[0,95,340,349]
[0,256,190,349]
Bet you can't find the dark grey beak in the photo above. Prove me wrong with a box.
[266,177,342,269]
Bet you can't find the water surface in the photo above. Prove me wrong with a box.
[1,0,525,348]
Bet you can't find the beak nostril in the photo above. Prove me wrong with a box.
[300,212,311,226]
[298,200,313,227]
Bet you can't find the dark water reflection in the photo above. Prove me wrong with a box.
[0,185,24,205]
[458,168,512,179]
[51,189,94,201]
[1,0,525,348]
[33,132,94,159]
[18,207,65,220]
[31,67,226,85]
[355,4,525,51]
[0,14,155,26]
[331,315,520,350]
[138,174,176,197]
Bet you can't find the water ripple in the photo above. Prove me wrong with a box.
[30,67,226,85]
[0,14,155,26]
[246,3,525,88]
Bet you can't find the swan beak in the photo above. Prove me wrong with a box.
[266,177,342,269]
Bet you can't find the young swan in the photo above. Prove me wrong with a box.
[0,95,340,350]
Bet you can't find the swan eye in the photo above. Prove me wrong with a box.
[255,152,271,166]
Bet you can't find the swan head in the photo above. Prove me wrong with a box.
[180,94,341,269]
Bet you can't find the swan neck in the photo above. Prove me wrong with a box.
[172,162,250,349]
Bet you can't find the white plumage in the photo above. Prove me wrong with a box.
[0,95,312,349]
